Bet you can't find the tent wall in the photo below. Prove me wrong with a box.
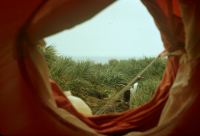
[0,0,200,135]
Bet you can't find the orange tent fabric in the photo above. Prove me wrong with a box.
[0,0,200,135]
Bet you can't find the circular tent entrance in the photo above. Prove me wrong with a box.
[44,0,165,115]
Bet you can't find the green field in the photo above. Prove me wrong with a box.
[42,45,166,114]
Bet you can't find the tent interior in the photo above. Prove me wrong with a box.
[0,0,200,135]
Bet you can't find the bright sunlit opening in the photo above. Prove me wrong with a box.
[45,0,163,63]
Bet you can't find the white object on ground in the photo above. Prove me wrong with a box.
[64,91,92,116]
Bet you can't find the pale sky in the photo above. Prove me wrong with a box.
[45,0,163,59]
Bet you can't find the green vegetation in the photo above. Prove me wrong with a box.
[41,45,166,114]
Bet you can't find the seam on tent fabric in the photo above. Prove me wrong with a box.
[16,0,48,85]
[15,1,51,117]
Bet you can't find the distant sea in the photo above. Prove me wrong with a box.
[71,56,138,64]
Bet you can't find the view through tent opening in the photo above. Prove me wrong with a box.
[43,0,166,114]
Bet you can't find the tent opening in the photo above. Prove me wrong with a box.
[41,0,166,115]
